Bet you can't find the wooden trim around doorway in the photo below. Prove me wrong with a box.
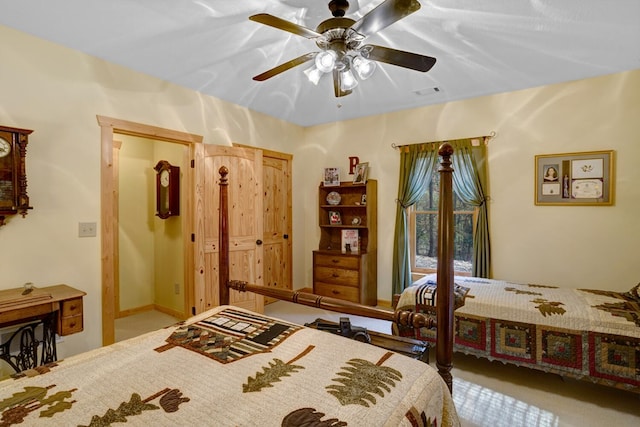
[97,115,202,346]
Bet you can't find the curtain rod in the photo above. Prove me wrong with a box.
[391,131,497,149]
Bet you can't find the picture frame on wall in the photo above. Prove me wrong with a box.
[534,150,614,206]
[323,167,340,187]
[353,162,369,185]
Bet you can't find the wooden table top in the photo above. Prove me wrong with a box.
[0,284,86,314]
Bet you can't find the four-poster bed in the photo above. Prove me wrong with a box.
[220,143,458,391]
[0,144,461,425]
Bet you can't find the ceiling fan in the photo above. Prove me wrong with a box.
[250,0,436,97]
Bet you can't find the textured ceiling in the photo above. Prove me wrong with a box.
[1,0,638,127]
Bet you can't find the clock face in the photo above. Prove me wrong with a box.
[160,170,170,187]
[0,137,10,158]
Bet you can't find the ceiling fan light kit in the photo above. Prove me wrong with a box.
[249,0,436,97]
[316,50,337,73]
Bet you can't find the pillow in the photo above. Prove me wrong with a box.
[400,280,470,312]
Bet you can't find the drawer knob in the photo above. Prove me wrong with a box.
[69,322,76,328]
[331,259,339,263]
[332,273,339,278]
[332,290,340,295]
[69,305,77,310]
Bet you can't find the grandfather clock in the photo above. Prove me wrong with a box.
[0,125,33,226]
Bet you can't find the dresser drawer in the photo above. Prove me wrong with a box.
[314,253,360,269]
[314,282,360,303]
[314,266,359,287]
[61,297,83,317]
[59,315,83,335]
[59,297,84,336]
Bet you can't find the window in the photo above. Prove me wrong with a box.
[410,172,476,275]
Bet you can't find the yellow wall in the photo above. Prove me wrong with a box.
[301,70,640,298]
[1,24,639,358]
[0,25,303,357]
[118,136,155,310]
[118,135,185,315]
[152,141,186,314]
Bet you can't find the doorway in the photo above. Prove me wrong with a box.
[98,116,202,346]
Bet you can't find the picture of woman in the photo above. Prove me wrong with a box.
[543,165,559,182]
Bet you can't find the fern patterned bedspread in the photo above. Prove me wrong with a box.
[394,274,640,392]
[0,305,459,426]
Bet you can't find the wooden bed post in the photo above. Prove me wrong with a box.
[216,164,454,389]
[436,143,455,393]
[218,166,230,306]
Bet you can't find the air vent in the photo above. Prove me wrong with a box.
[413,87,442,96]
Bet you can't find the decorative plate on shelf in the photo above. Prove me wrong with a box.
[326,191,341,205]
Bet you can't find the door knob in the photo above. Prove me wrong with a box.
[256,239,263,245]
[283,234,289,239]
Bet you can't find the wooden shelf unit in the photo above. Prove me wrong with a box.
[314,180,377,305]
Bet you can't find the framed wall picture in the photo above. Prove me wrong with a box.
[323,167,340,187]
[353,162,368,184]
[534,150,614,205]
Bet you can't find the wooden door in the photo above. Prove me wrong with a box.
[233,145,293,304]
[262,152,292,303]
[193,145,264,313]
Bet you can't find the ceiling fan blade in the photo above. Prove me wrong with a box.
[250,13,322,39]
[350,0,421,37]
[333,68,352,97]
[253,53,317,81]
[364,44,436,72]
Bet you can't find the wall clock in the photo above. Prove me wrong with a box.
[0,125,33,226]
[154,160,180,219]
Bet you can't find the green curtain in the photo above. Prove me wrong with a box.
[449,139,491,277]
[392,143,439,295]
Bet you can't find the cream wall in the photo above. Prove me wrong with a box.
[0,25,303,357]
[300,70,640,300]
[1,24,638,358]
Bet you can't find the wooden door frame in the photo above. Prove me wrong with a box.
[97,115,203,346]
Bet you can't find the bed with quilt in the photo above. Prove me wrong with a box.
[393,274,640,392]
[0,305,459,426]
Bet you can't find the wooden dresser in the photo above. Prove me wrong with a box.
[313,180,377,305]
[313,251,375,305]
[0,284,86,372]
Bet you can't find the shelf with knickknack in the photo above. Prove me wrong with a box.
[314,180,377,305]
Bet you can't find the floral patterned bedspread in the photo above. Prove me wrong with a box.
[394,274,640,392]
[0,306,459,426]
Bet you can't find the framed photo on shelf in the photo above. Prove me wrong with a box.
[534,150,614,206]
[353,162,368,185]
[323,167,340,187]
[329,211,341,225]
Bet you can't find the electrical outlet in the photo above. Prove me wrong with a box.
[174,283,180,294]
[78,222,97,237]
